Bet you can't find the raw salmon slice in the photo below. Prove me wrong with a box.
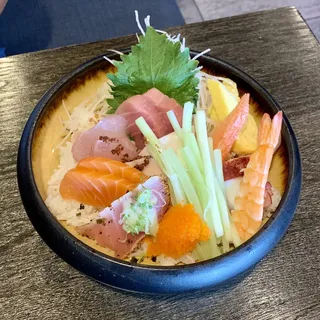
[77,157,147,184]
[60,158,148,207]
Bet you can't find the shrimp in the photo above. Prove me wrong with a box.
[232,111,283,241]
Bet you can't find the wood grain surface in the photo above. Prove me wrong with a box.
[0,7,319,320]
[180,0,320,40]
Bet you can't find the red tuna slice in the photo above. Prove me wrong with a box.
[223,156,250,181]
[76,176,169,258]
[72,115,138,162]
[115,89,183,150]
[144,88,183,126]
[115,95,166,150]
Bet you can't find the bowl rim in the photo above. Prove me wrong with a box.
[17,49,302,293]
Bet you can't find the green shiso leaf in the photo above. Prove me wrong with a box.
[107,27,199,113]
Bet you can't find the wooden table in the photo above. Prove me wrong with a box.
[0,7,319,319]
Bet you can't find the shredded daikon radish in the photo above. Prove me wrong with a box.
[105,49,124,56]
[135,10,145,36]
[181,38,186,51]
[53,82,112,151]
[199,71,237,88]
[192,48,211,61]
[144,15,151,28]
[196,77,212,113]
[134,11,200,55]
[103,55,115,66]
[62,100,71,120]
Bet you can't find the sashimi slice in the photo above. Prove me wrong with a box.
[115,89,183,150]
[60,158,148,207]
[211,94,250,161]
[115,95,164,150]
[60,169,136,207]
[92,137,138,162]
[72,115,138,162]
[76,176,170,258]
[77,157,147,184]
[144,88,183,125]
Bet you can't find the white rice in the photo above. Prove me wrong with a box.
[45,81,112,227]
[45,142,100,226]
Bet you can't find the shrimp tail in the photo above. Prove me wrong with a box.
[259,111,282,147]
[258,113,271,145]
[232,111,283,241]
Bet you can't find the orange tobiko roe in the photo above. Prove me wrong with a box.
[146,204,211,259]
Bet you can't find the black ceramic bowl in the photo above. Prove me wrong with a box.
[17,50,302,294]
